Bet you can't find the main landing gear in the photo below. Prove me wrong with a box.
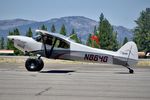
[25,56,44,71]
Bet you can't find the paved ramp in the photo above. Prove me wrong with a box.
[0,62,150,100]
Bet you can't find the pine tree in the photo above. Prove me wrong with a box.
[98,13,118,50]
[26,27,33,37]
[70,29,81,43]
[94,26,97,35]
[7,31,15,50]
[0,37,1,49]
[60,24,67,36]
[51,24,56,33]
[86,34,92,47]
[14,28,20,35]
[133,8,150,51]
[123,37,128,45]
[41,24,47,31]
[71,28,75,35]
[0,37,5,49]
[112,32,119,51]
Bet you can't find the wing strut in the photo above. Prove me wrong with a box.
[41,35,57,58]
[49,38,57,58]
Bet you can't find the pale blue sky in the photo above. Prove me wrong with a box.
[0,0,149,28]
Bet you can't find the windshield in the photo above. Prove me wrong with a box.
[33,35,42,42]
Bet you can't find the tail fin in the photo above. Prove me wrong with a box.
[117,41,138,66]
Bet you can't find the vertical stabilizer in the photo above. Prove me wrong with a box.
[117,41,138,66]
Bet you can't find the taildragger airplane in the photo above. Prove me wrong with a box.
[7,30,138,73]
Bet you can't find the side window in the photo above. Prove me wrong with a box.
[57,39,69,49]
[44,36,53,45]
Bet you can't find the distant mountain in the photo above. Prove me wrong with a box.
[0,19,36,30]
[0,16,134,44]
[113,26,133,43]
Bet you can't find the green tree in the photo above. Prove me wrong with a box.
[70,29,81,43]
[51,24,56,33]
[7,31,14,50]
[98,13,118,50]
[60,24,67,36]
[14,28,20,35]
[0,37,5,49]
[111,32,119,51]
[41,24,47,31]
[133,8,150,51]
[26,27,33,37]
[86,34,92,47]
[123,37,128,45]
[71,28,75,35]
[94,26,97,34]
[93,40,99,48]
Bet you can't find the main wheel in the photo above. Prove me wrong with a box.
[25,58,44,71]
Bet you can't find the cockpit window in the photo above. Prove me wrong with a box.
[56,39,69,49]
[33,34,70,49]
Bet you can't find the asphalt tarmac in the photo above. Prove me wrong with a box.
[0,61,150,100]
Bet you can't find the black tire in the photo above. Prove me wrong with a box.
[25,58,44,71]
[38,58,44,70]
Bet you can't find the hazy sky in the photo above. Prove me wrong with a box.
[0,0,149,28]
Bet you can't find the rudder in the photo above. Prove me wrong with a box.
[117,41,138,66]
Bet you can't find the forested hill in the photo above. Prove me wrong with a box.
[0,16,133,44]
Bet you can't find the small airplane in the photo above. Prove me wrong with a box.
[7,29,138,73]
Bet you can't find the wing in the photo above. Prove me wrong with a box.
[35,29,70,43]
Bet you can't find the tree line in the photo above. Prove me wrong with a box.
[86,8,150,52]
[1,24,81,55]
[87,13,118,51]
[0,8,149,55]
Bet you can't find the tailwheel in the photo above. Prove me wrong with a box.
[129,68,134,74]
[124,63,134,74]
[25,58,44,71]
[126,66,134,74]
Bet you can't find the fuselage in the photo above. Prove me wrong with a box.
[7,36,130,66]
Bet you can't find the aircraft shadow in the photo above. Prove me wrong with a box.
[114,72,132,74]
[40,70,75,74]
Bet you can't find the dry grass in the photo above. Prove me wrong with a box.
[137,60,150,67]
[0,58,25,63]
[0,56,150,67]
